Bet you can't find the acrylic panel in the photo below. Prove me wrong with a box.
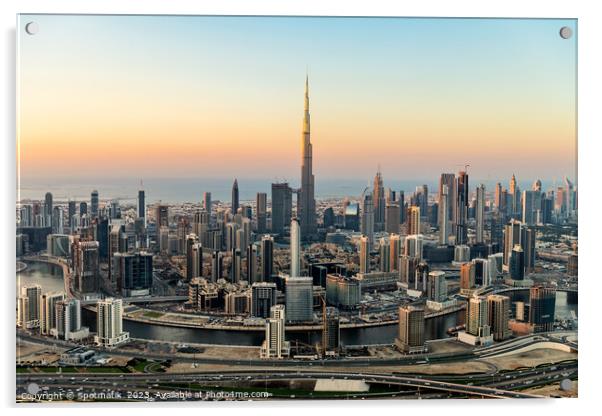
[16,14,577,403]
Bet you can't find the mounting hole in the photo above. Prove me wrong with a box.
[25,22,38,35]
[559,26,572,39]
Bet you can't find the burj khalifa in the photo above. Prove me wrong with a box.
[298,75,317,240]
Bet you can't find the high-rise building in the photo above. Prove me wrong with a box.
[523,227,536,274]
[456,171,469,244]
[373,169,386,230]
[256,192,267,233]
[399,255,419,287]
[379,237,390,272]
[17,284,42,329]
[271,182,292,235]
[91,189,99,218]
[95,298,129,347]
[466,296,490,338]
[494,182,503,212]
[487,294,511,341]
[395,305,426,353]
[385,203,401,234]
[404,234,424,260]
[529,286,556,333]
[290,218,301,277]
[475,184,485,243]
[503,219,523,267]
[211,250,223,282]
[509,244,525,280]
[55,299,89,341]
[361,190,374,243]
[522,190,537,226]
[285,276,313,322]
[260,235,274,281]
[155,204,169,228]
[231,179,239,214]
[40,292,65,335]
[427,271,447,302]
[251,282,277,318]
[137,189,145,223]
[260,304,290,359]
[322,307,340,356]
[203,192,212,219]
[74,241,100,293]
[185,233,199,280]
[298,75,317,240]
[44,192,53,227]
[389,234,402,272]
[114,251,154,296]
[406,206,421,235]
[439,184,450,245]
[358,235,370,274]
[460,262,475,291]
[246,244,258,283]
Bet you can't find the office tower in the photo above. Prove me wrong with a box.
[246,244,258,283]
[232,248,242,283]
[271,182,293,235]
[44,192,53,227]
[256,192,267,233]
[385,203,401,234]
[460,262,475,290]
[50,206,63,234]
[439,184,449,245]
[80,201,89,217]
[17,284,41,328]
[414,262,430,292]
[404,234,424,260]
[379,237,390,272]
[466,296,490,337]
[285,276,313,322]
[427,271,447,302]
[40,292,65,335]
[55,298,88,341]
[203,191,212,218]
[251,282,277,318]
[67,200,76,229]
[509,174,521,218]
[290,218,301,277]
[399,255,419,286]
[158,226,170,254]
[46,234,70,257]
[417,185,428,218]
[344,202,360,231]
[475,184,485,243]
[358,235,370,274]
[211,250,223,282]
[523,227,536,274]
[322,307,340,355]
[114,251,153,296]
[231,178,239,214]
[529,286,556,332]
[564,176,574,215]
[522,190,537,225]
[298,75,317,240]
[260,235,274,281]
[390,234,401,272]
[137,188,145,223]
[406,206,421,235]
[90,189,99,218]
[225,222,239,252]
[74,241,100,293]
[183,235,202,280]
[95,298,129,347]
[494,182,503,211]
[395,305,426,353]
[487,294,511,341]
[361,190,374,243]
[509,244,525,280]
[322,206,335,228]
[373,169,386,230]
[456,170,469,244]
[155,204,169,228]
[260,304,290,359]
[398,190,406,223]
[503,219,523,266]
[472,258,493,287]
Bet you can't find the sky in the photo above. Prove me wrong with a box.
[18,15,577,186]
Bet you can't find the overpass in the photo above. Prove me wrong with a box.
[80,295,188,306]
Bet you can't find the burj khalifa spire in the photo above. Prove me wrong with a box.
[298,74,317,240]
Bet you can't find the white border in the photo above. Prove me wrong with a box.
[2,1,600,415]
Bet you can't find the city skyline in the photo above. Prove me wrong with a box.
[18,15,576,183]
